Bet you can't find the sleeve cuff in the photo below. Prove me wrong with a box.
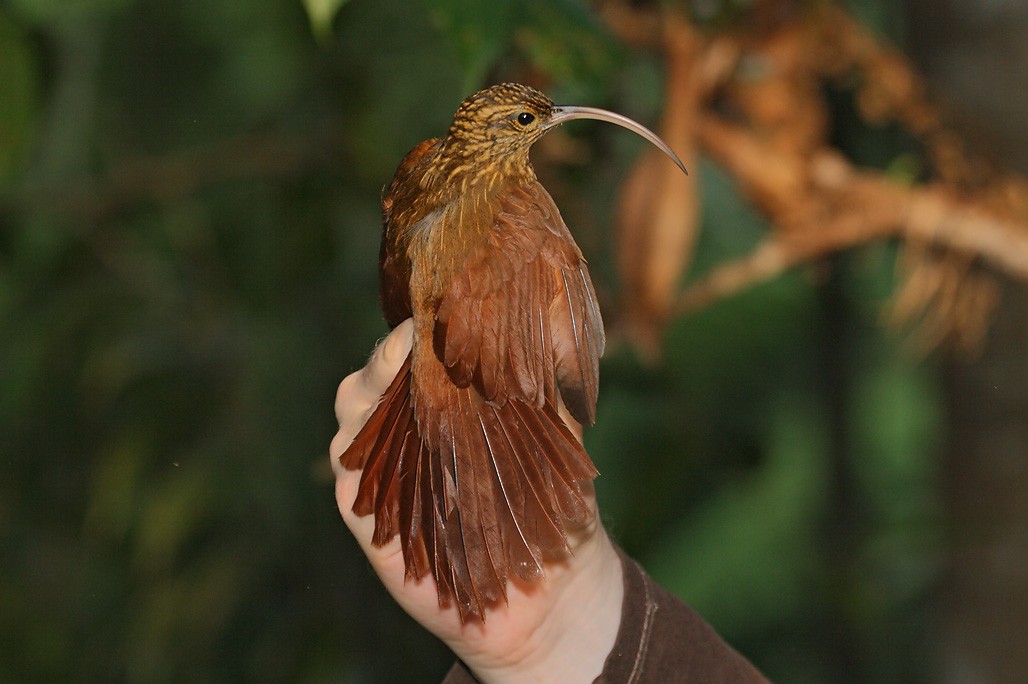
[443,544,768,683]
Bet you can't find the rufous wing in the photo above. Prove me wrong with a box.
[433,182,605,424]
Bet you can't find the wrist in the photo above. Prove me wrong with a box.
[462,528,624,683]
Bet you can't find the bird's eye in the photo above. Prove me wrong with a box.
[516,112,535,126]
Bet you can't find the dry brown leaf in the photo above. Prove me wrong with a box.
[601,0,1028,358]
[615,15,702,360]
[887,245,998,355]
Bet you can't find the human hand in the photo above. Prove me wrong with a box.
[329,319,624,683]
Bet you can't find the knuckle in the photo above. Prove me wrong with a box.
[335,372,365,421]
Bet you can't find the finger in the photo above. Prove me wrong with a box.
[328,428,353,478]
[330,319,414,477]
[335,472,405,570]
[333,319,414,426]
[362,318,414,396]
[335,466,371,541]
[335,471,452,631]
[556,393,584,443]
[330,370,373,478]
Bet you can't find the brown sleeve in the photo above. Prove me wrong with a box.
[594,544,768,683]
[441,661,477,684]
[442,545,769,683]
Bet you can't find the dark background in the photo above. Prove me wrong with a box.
[1,0,1025,682]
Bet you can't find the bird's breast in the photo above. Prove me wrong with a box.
[406,186,504,301]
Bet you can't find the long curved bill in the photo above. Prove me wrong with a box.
[548,105,688,175]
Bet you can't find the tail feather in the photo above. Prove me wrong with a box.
[341,355,411,470]
[368,398,414,546]
[484,420,546,582]
[346,355,413,515]
[398,440,429,580]
[450,392,507,614]
[510,401,595,527]
[338,350,597,622]
[466,417,509,597]
[490,406,569,556]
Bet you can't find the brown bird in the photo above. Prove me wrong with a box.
[340,83,686,622]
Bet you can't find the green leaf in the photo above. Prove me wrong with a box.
[426,0,517,93]
[302,0,351,43]
[520,0,621,98]
[7,0,133,26]
[0,10,38,184]
[645,397,828,636]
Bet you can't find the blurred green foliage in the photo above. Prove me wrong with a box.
[0,0,943,681]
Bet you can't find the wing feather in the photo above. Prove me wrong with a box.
[433,182,604,422]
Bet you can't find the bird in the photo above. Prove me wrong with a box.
[340,82,686,622]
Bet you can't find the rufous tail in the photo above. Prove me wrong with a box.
[339,352,597,622]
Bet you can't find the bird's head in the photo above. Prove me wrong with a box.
[438,83,686,184]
